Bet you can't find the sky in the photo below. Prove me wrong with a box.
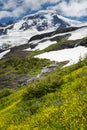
[0,0,87,23]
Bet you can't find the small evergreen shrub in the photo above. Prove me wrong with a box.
[0,88,13,99]
[23,73,63,100]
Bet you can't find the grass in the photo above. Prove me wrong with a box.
[0,55,87,129]
[43,40,71,52]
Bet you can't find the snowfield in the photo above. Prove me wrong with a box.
[57,14,81,26]
[35,46,87,67]
[0,24,57,50]
[32,40,57,50]
[68,27,87,40]
[25,40,57,51]
[0,50,10,59]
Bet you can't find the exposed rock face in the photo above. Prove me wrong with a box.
[0,28,7,35]
[0,24,13,36]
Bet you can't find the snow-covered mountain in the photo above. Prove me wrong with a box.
[23,10,81,31]
[0,10,87,67]
[0,10,81,51]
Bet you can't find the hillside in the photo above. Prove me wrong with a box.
[0,36,87,129]
[0,52,87,129]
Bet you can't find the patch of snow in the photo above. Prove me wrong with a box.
[12,20,24,31]
[0,36,28,49]
[0,50,10,59]
[25,40,57,51]
[73,22,87,27]
[32,40,57,50]
[24,48,31,51]
[35,46,87,67]
[68,27,87,40]
[57,15,81,26]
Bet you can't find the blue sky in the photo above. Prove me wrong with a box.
[0,0,87,23]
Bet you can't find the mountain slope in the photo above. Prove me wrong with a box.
[0,55,87,129]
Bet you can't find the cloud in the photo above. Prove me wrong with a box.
[48,0,87,18]
[0,0,87,20]
[0,0,61,19]
[0,1,24,19]
[2,0,17,10]
[0,11,12,19]
[22,0,60,10]
[12,7,26,17]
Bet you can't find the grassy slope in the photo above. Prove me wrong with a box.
[0,56,87,129]
[0,37,87,129]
